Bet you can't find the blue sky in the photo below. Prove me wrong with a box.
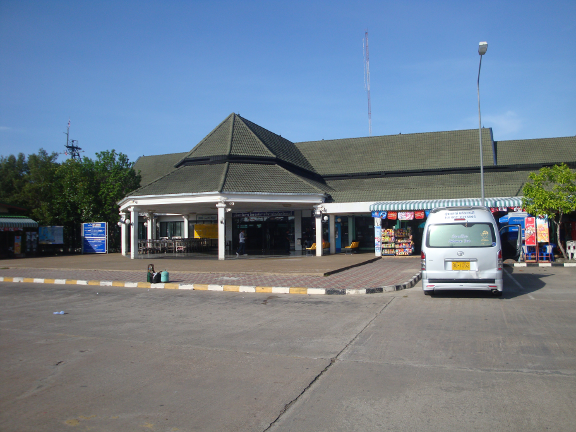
[1,0,575,164]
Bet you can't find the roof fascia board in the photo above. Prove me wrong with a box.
[321,202,374,214]
[119,192,326,211]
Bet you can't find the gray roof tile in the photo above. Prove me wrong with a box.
[296,128,494,176]
[133,152,188,187]
[495,136,576,166]
[325,170,529,203]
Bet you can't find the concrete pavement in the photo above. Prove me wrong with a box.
[0,253,423,295]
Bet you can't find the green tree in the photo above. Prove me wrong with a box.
[0,148,140,253]
[93,150,141,223]
[50,151,140,251]
[20,149,60,224]
[522,163,576,259]
[0,153,27,205]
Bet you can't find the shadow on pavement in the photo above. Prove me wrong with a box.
[423,268,551,300]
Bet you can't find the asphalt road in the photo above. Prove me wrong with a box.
[1,266,575,432]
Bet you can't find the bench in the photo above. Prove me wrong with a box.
[344,241,359,254]
[305,242,330,255]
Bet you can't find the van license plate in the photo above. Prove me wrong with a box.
[452,261,470,271]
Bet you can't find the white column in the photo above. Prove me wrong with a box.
[120,213,127,256]
[315,214,323,257]
[329,214,336,255]
[146,213,153,240]
[183,215,189,238]
[129,208,139,260]
[294,210,302,253]
[216,202,226,260]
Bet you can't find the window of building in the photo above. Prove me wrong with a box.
[159,221,183,239]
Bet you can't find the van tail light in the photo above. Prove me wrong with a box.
[421,251,426,270]
[497,249,503,270]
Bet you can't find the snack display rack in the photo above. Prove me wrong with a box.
[381,228,414,256]
[381,229,396,256]
[394,228,414,256]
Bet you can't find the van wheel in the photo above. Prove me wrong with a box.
[424,290,433,296]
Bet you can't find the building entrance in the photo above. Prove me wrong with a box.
[233,216,294,255]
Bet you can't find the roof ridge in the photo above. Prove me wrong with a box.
[128,164,185,195]
[240,115,317,174]
[179,113,235,161]
[218,162,230,192]
[227,114,235,155]
[233,115,276,158]
[295,128,492,145]
[276,164,331,194]
[239,115,281,157]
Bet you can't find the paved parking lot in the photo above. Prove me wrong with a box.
[1,265,575,431]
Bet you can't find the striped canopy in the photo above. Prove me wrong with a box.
[370,197,523,211]
[0,216,38,229]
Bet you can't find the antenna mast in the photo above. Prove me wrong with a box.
[64,119,82,160]
[364,31,372,136]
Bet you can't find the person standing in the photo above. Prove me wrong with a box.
[236,230,246,256]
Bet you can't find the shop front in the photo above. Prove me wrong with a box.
[0,215,39,258]
[369,197,524,257]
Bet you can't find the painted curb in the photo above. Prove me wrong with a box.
[512,262,576,267]
[0,272,423,295]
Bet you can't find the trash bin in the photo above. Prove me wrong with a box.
[161,270,169,283]
[147,264,155,283]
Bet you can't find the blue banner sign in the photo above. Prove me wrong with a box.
[371,211,387,218]
[82,222,107,254]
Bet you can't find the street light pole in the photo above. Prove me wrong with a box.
[477,41,488,207]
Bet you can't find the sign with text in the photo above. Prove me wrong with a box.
[371,211,387,218]
[39,226,64,245]
[537,217,549,243]
[82,222,108,254]
[374,225,382,256]
[398,211,414,221]
[525,217,536,246]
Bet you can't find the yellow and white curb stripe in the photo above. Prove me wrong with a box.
[513,262,576,267]
[0,273,422,295]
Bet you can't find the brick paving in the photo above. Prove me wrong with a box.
[0,256,421,290]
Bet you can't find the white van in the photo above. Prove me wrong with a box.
[421,206,520,296]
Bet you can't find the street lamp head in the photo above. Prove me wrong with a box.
[478,41,488,56]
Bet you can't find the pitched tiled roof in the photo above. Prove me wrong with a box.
[133,152,188,187]
[127,112,576,205]
[295,128,494,176]
[325,170,529,203]
[495,136,576,166]
[177,113,317,175]
[130,162,328,197]
[223,163,328,194]
[131,163,227,196]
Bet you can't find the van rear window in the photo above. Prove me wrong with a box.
[427,223,496,248]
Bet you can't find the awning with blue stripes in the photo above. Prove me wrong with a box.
[369,197,523,211]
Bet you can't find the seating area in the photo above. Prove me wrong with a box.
[344,241,359,254]
[305,241,330,255]
[138,238,216,255]
[523,244,555,262]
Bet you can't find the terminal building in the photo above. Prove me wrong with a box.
[118,113,576,259]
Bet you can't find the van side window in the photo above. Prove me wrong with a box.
[427,223,496,248]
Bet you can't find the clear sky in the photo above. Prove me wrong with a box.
[1,0,575,164]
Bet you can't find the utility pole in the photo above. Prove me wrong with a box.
[364,31,372,136]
